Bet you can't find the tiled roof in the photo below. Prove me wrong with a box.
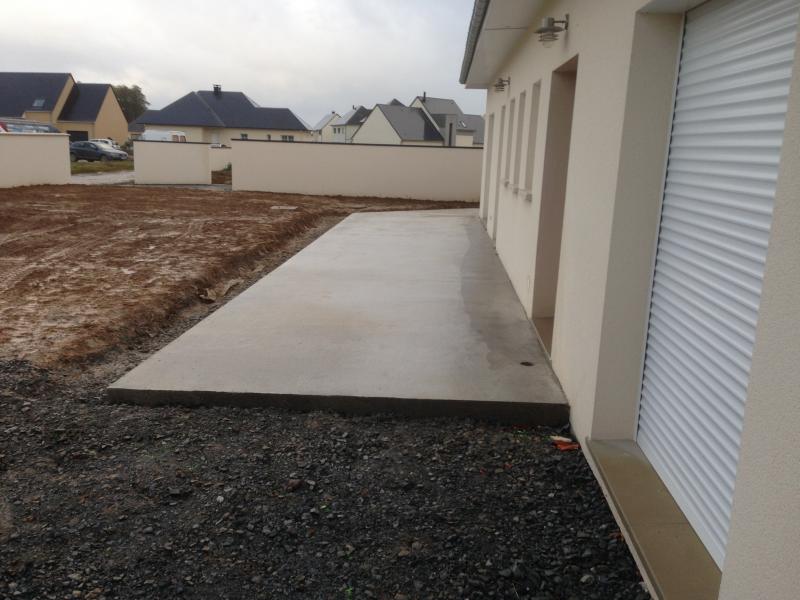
[137,90,308,131]
[0,72,71,117]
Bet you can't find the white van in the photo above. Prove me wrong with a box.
[140,129,187,142]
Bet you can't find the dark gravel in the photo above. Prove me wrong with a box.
[0,359,648,600]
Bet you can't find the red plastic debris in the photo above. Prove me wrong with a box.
[550,435,580,451]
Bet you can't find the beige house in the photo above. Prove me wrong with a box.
[350,97,485,147]
[311,111,340,142]
[462,0,800,598]
[330,106,371,143]
[0,72,129,143]
[352,103,445,146]
[130,85,312,144]
[409,94,485,147]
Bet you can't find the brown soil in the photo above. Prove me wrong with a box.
[0,185,473,366]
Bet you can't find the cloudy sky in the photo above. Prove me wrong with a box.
[1,0,485,124]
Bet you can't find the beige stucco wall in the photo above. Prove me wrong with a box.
[232,141,482,201]
[480,0,685,440]
[133,141,210,185]
[351,108,401,145]
[0,133,70,187]
[90,87,129,143]
[208,147,233,171]
[456,133,476,147]
[320,122,337,143]
[400,139,443,147]
[717,48,800,600]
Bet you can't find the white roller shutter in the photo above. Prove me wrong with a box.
[638,0,799,568]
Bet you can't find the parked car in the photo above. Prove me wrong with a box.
[0,117,60,133]
[140,129,187,142]
[70,141,129,162]
[90,138,120,149]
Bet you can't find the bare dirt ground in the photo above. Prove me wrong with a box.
[0,185,648,599]
[0,185,470,366]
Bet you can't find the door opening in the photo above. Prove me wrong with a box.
[532,56,578,355]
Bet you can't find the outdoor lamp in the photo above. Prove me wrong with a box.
[494,77,510,92]
[535,14,569,47]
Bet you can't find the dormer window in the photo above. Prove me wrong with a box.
[32,98,45,109]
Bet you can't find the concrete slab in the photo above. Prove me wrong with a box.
[108,209,568,424]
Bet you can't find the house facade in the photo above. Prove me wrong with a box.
[0,72,129,143]
[311,111,340,142]
[331,106,371,143]
[410,94,485,147]
[462,0,800,598]
[130,86,312,144]
[352,104,444,146]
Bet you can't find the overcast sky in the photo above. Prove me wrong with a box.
[1,0,485,125]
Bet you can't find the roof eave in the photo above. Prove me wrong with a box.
[459,0,491,85]
[459,0,546,89]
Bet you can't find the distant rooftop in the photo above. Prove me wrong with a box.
[136,88,308,131]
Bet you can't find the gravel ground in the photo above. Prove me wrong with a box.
[0,359,648,600]
[0,198,649,599]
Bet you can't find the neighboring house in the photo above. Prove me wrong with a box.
[0,72,129,143]
[351,104,443,146]
[130,85,312,144]
[462,1,800,599]
[311,111,340,142]
[410,94,484,147]
[331,106,371,143]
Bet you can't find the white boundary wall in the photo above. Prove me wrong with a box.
[0,133,70,188]
[134,141,211,185]
[232,140,482,201]
[209,147,232,171]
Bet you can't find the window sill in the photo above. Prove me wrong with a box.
[585,439,722,600]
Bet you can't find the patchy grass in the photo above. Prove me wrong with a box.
[71,159,134,175]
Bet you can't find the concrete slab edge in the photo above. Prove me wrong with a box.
[106,387,569,427]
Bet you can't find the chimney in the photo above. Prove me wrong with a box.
[423,91,426,101]
[213,84,222,95]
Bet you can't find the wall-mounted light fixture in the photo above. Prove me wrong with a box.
[494,77,510,92]
[535,14,569,47]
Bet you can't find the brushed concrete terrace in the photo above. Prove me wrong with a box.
[108,208,568,424]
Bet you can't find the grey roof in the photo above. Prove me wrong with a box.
[312,112,339,131]
[417,96,464,117]
[138,90,308,131]
[459,113,485,144]
[0,72,71,117]
[59,83,111,122]
[377,104,443,143]
[388,98,405,106]
[460,0,490,84]
[334,106,371,127]
[128,110,156,132]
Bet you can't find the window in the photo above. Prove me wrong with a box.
[281,135,295,142]
[267,134,272,141]
[523,82,542,197]
[32,98,45,109]
[504,98,516,184]
[513,91,526,187]
[240,133,248,140]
